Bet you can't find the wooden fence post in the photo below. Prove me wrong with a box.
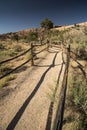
[31,43,34,66]
[46,39,49,51]
[52,44,70,130]
[67,44,70,62]
[67,44,70,53]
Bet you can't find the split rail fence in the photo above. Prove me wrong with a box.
[0,42,73,130]
[53,45,70,130]
[0,43,49,80]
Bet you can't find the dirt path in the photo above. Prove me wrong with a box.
[0,46,65,130]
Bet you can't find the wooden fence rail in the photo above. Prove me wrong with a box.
[53,45,70,130]
[0,43,48,80]
[0,42,71,129]
[0,48,32,65]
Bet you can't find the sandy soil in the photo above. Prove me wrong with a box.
[0,46,65,130]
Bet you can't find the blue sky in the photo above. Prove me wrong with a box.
[0,0,87,34]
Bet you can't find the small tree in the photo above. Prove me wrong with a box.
[40,18,53,29]
[11,33,19,42]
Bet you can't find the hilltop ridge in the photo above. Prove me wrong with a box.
[0,21,87,35]
[55,21,87,30]
[0,21,87,41]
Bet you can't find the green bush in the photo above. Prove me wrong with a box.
[0,43,5,50]
[11,34,19,42]
[69,76,87,109]
[74,42,87,60]
[27,31,38,42]
[40,18,53,29]
[68,75,87,130]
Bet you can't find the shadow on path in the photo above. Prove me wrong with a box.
[6,53,58,130]
[45,52,65,130]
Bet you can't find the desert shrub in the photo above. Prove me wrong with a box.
[14,45,22,52]
[40,18,53,29]
[83,27,87,35]
[0,77,9,88]
[71,41,87,60]
[5,45,22,57]
[0,66,12,76]
[0,51,10,62]
[11,34,19,42]
[69,76,87,109]
[0,43,5,50]
[0,74,16,88]
[27,31,38,42]
[74,24,80,30]
[77,47,87,60]
[67,74,87,130]
[7,50,18,57]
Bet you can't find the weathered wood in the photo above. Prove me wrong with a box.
[31,43,34,66]
[53,45,70,130]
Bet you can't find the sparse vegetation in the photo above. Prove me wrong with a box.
[0,43,5,50]
[0,65,12,76]
[55,23,87,129]
[63,72,87,130]
[0,21,87,130]
[0,74,16,88]
[14,45,23,52]
[27,31,38,42]
[0,40,29,88]
[11,33,19,42]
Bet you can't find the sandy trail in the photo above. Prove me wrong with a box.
[0,46,65,130]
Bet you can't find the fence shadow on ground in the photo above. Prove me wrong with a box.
[14,65,29,73]
[0,58,32,79]
[45,52,65,130]
[6,52,58,130]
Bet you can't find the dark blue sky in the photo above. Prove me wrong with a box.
[0,0,87,34]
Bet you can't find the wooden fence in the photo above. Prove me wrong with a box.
[53,45,70,130]
[0,43,48,80]
[0,43,77,130]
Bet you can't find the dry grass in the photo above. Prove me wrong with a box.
[0,74,16,88]
[0,40,47,89]
[62,60,87,130]
[0,40,30,88]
